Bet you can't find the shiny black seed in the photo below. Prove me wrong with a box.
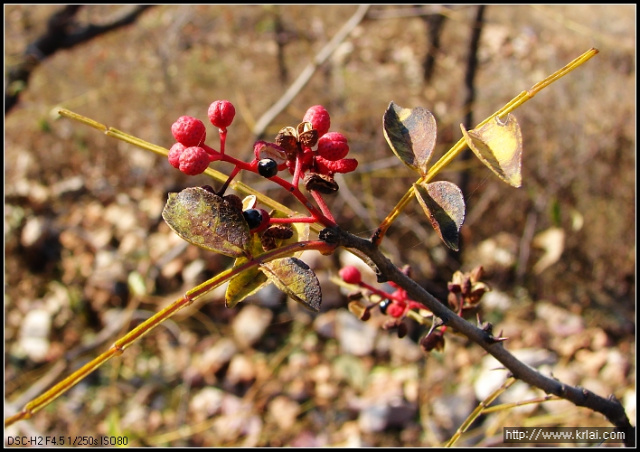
[258,158,278,178]
[379,299,392,315]
[242,209,263,230]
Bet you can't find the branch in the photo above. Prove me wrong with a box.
[252,5,370,139]
[5,5,153,114]
[320,226,636,447]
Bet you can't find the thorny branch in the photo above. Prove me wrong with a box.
[319,226,636,447]
[5,5,152,114]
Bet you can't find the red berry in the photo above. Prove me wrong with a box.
[208,100,236,129]
[339,266,362,285]
[317,132,349,161]
[168,142,186,168]
[303,105,331,137]
[171,116,206,147]
[315,156,358,175]
[179,146,210,175]
[385,300,406,318]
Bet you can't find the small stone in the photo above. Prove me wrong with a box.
[232,305,273,348]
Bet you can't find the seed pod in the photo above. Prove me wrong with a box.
[303,172,339,194]
[262,224,294,240]
[275,126,300,160]
[297,121,319,148]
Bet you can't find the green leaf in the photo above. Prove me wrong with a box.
[162,187,251,258]
[261,257,322,312]
[383,101,437,175]
[414,181,465,251]
[460,114,523,187]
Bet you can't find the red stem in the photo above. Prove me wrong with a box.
[310,190,336,224]
[219,128,228,154]
[201,143,336,227]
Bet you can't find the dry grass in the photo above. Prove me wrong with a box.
[5,5,635,446]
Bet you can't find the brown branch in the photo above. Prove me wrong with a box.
[320,226,636,447]
[453,4,487,261]
[422,7,448,83]
[5,5,153,114]
[252,5,370,140]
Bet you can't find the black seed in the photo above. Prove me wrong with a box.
[258,158,278,178]
[379,299,392,314]
[242,209,263,230]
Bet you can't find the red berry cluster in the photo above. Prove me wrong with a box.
[339,265,491,353]
[293,105,359,181]
[167,100,236,176]
[166,100,358,228]
[340,265,428,320]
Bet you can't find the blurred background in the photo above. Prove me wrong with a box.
[5,5,635,446]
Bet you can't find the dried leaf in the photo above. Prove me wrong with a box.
[532,227,565,274]
[460,114,523,187]
[383,101,437,175]
[162,187,251,258]
[414,181,465,251]
[261,257,322,311]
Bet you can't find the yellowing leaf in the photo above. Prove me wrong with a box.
[162,187,251,258]
[226,235,269,308]
[383,101,437,175]
[460,114,523,187]
[414,181,465,251]
[261,257,322,312]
